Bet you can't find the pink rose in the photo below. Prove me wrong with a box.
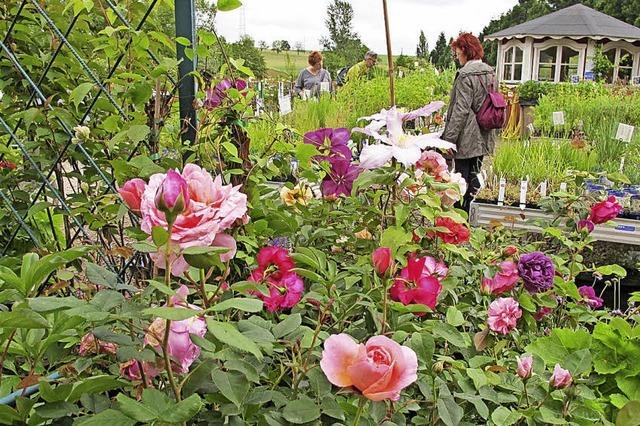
[118,178,146,215]
[320,334,418,401]
[516,355,533,379]
[372,247,392,276]
[416,150,448,181]
[577,219,595,233]
[481,261,520,295]
[78,333,118,356]
[144,285,208,374]
[154,169,190,218]
[487,297,522,335]
[140,164,248,275]
[119,359,161,384]
[534,306,552,321]
[550,363,572,389]
[438,172,468,207]
[588,196,622,224]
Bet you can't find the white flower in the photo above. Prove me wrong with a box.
[73,125,90,140]
[354,104,455,169]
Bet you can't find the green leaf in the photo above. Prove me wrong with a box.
[127,125,150,143]
[0,406,21,424]
[408,332,434,366]
[116,394,157,423]
[75,409,136,426]
[596,264,627,278]
[526,328,591,366]
[222,141,238,158]
[67,376,124,402]
[161,394,203,423]
[217,0,243,12]
[183,246,228,270]
[175,36,191,46]
[282,397,321,424]
[0,309,49,329]
[562,348,592,376]
[616,400,640,426]
[433,322,469,348]
[380,226,412,255]
[151,226,169,247]
[446,306,464,327]
[518,292,536,313]
[211,370,249,407]
[128,82,152,105]
[273,313,302,338]
[211,298,263,313]
[491,406,522,426]
[70,82,94,109]
[35,402,79,419]
[86,262,118,289]
[142,307,200,321]
[207,319,263,360]
[466,368,488,390]
[436,383,463,426]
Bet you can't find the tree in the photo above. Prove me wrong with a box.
[429,32,452,70]
[229,36,267,79]
[416,30,429,59]
[258,40,268,51]
[320,0,370,73]
[294,41,304,54]
[271,40,291,53]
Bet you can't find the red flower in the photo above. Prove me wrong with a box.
[588,196,622,224]
[248,246,304,312]
[372,247,392,276]
[251,246,295,281]
[434,217,470,245]
[389,256,442,313]
[0,160,16,170]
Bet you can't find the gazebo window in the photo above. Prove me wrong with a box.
[536,45,583,82]
[604,48,636,83]
[503,46,523,81]
[538,47,557,81]
[559,47,579,82]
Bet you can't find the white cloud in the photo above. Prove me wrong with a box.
[213,0,518,54]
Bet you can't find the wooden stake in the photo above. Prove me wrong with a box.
[382,0,395,106]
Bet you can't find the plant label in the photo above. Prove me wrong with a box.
[320,82,330,93]
[619,156,625,173]
[632,76,640,86]
[552,111,564,126]
[302,89,311,100]
[570,75,580,84]
[539,180,547,197]
[560,182,567,192]
[519,180,528,210]
[278,95,292,116]
[527,123,535,134]
[497,178,506,206]
[477,172,485,189]
[615,123,634,143]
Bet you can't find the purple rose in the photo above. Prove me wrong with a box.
[517,252,555,294]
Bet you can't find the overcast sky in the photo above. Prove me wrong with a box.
[214,0,518,54]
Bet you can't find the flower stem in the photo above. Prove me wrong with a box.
[523,380,530,407]
[381,277,389,335]
[353,397,367,426]
[199,268,209,309]
[162,223,181,401]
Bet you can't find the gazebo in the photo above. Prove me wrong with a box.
[485,4,640,84]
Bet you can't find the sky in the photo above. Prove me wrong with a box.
[213,0,519,55]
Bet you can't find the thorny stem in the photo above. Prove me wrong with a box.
[381,277,389,334]
[199,268,209,309]
[293,299,333,393]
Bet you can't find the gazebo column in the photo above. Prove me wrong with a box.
[523,37,534,81]
[584,39,597,77]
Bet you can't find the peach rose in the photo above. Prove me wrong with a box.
[320,334,417,401]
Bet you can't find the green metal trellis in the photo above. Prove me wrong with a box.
[0,0,198,281]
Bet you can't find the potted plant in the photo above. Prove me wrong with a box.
[517,80,547,106]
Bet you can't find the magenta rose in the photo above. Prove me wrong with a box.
[588,196,622,224]
[487,297,522,335]
[481,260,520,295]
[320,334,418,401]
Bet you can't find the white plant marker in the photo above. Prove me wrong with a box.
[519,178,528,210]
[539,180,547,197]
[497,178,506,206]
[552,111,565,126]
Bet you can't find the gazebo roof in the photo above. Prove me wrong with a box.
[486,3,640,42]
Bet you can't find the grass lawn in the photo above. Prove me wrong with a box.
[262,49,405,79]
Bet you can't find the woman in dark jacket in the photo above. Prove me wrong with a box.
[441,33,497,212]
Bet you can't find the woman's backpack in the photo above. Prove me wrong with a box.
[475,75,506,130]
[336,66,352,87]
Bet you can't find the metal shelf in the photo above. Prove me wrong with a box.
[469,202,640,246]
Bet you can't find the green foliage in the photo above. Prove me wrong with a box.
[228,36,268,79]
[416,30,429,59]
[516,80,549,102]
[320,0,370,73]
[592,46,614,82]
[430,32,454,70]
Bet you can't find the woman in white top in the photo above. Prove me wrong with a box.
[294,51,331,98]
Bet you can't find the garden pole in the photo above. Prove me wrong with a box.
[382,0,395,106]
[175,0,197,143]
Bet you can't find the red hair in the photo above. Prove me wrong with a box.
[451,32,484,61]
[308,51,323,66]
